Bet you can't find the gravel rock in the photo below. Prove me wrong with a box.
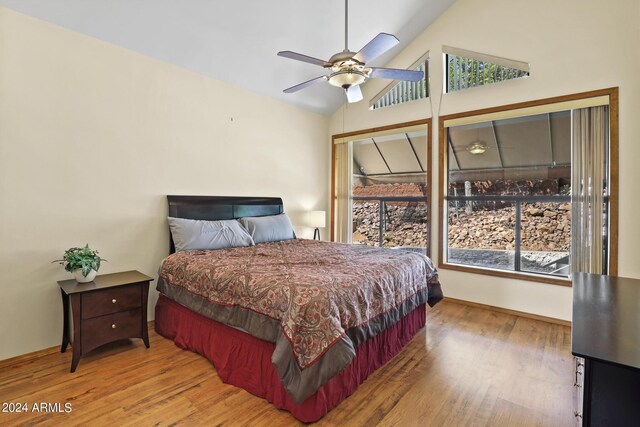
[351,183,570,255]
[448,202,570,252]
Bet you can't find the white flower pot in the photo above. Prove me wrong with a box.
[74,269,97,283]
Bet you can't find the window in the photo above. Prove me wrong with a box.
[443,46,529,93]
[439,89,618,285]
[370,53,429,110]
[332,121,431,256]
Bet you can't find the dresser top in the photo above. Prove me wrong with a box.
[58,270,154,295]
[572,272,640,370]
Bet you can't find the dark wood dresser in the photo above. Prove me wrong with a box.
[572,272,640,426]
[59,270,154,372]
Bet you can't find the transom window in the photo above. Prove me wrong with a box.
[444,46,529,93]
[370,53,429,110]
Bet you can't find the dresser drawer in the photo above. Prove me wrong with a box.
[81,309,142,352]
[82,285,141,319]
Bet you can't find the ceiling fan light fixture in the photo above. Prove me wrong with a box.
[467,141,487,155]
[278,0,414,101]
[328,70,366,89]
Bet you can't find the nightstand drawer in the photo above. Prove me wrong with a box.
[82,285,141,319]
[82,309,142,352]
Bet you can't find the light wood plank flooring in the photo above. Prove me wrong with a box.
[0,300,575,426]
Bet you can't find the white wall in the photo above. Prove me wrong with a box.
[0,7,329,360]
[329,0,640,320]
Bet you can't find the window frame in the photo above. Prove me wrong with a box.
[438,88,619,286]
[331,118,433,256]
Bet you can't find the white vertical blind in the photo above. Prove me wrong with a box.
[334,141,353,243]
[571,105,608,274]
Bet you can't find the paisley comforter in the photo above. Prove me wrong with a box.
[157,239,442,403]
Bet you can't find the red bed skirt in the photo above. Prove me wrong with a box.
[154,294,426,422]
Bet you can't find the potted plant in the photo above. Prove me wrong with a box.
[53,244,106,283]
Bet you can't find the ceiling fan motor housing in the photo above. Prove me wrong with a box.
[327,50,367,89]
[328,50,361,66]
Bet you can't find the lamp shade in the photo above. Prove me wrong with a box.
[308,210,326,228]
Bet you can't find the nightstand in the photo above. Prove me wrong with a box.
[58,270,154,372]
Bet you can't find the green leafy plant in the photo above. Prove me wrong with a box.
[560,184,572,196]
[53,244,106,277]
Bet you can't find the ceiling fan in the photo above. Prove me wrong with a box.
[277,0,424,103]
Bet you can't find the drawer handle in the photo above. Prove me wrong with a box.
[574,366,583,385]
[112,299,117,304]
[111,324,116,329]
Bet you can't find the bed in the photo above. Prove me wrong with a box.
[154,195,443,422]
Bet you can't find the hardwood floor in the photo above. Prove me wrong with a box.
[0,301,575,426]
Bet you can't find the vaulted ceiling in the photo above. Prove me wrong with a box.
[0,0,457,115]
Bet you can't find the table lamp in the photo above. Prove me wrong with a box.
[308,210,326,240]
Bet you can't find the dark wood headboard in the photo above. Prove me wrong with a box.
[166,195,284,253]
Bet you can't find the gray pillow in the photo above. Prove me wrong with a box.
[168,217,254,252]
[239,213,296,244]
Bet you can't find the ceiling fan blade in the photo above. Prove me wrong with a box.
[277,51,331,68]
[368,67,424,81]
[345,85,363,103]
[352,33,399,64]
[283,76,327,93]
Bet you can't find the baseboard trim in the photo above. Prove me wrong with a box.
[0,345,60,369]
[444,297,571,327]
[1,305,568,367]
[0,320,156,368]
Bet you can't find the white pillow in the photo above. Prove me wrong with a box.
[168,217,254,252]
[239,213,296,244]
